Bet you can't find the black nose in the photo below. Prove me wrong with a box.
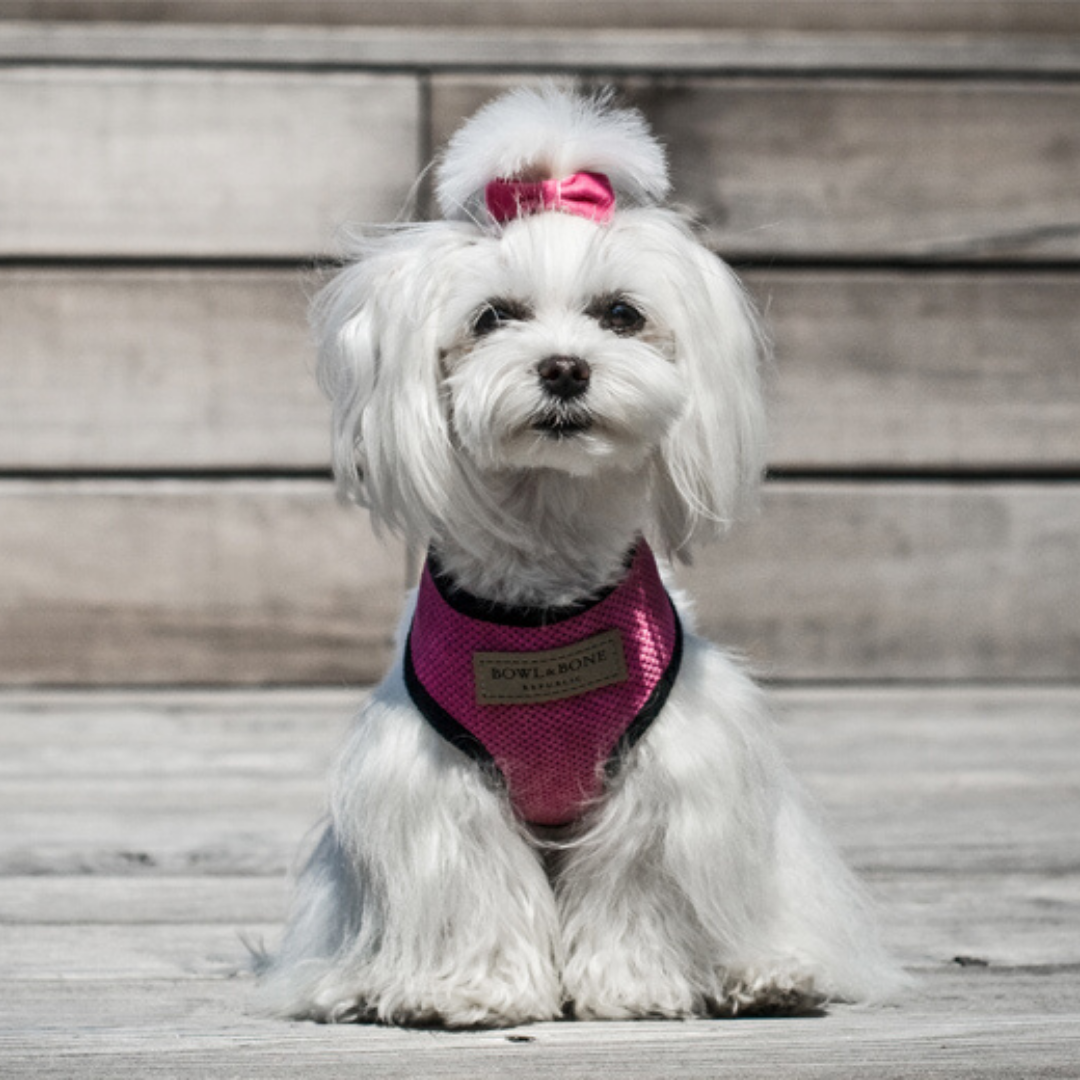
[537,355,591,400]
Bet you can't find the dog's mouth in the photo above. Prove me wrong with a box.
[531,411,594,439]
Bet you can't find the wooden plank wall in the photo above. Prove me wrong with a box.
[4,1,1080,32]
[0,3,1078,685]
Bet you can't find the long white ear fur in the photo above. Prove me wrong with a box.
[311,225,473,540]
[644,217,768,559]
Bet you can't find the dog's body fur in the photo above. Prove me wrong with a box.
[256,85,907,1027]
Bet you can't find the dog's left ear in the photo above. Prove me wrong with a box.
[651,236,768,560]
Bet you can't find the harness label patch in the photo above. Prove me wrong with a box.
[473,628,628,705]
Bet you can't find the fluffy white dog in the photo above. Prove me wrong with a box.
[257,84,906,1028]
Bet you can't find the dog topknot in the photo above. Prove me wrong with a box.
[435,83,670,223]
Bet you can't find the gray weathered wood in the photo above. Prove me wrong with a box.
[0,687,357,774]
[0,686,1077,1076]
[2,22,1080,76]
[2,480,1076,683]
[0,69,418,258]
[0,3,1075,1069]
[0,876,289,924]
[773,686,1080,872]
[0,21,1064,73]
[680,482,1080,680]
[3,268,1077,470]
[2,895,1077,982]
[0,923,265,981]
[7,776,1072,877]
[3,868,1078,975]
[3,967,1076,1029]
[0,814,312,877]
[1,686,1077,880]
[0,991,1077,1080]
[434,76,1080,261]
[4,69,1080,260]
[0,480,406,684]
[0,269,324,469]
[5,0,1080,33]
[749,270,1080,470]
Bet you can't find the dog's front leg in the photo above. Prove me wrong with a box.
[556,812,718,1020]
[559,636,908,1018]
[557,638,825,1019]
[261,685,563,1029]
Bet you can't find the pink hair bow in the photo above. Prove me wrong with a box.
[485,171,616,224]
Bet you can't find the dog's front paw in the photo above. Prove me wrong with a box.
[308,972,562,1030]
[712,963,826,1016]
[565,952,825,1020]
[391,982,562,1030]
[564,951,703,1020]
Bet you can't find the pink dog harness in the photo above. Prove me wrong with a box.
[404,541,682,826]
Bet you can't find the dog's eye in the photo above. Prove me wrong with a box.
[473,303,518,337]
[600,299,646,335]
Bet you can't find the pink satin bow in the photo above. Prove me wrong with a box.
[485,171,616,224]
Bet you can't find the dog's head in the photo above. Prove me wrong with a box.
[314,85,766,559]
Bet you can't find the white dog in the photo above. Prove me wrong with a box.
[257,84,906,1027]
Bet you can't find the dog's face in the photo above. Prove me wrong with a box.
[315,206,765,555]
[439,212,687,478]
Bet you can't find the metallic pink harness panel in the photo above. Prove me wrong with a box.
[404,542,682,826]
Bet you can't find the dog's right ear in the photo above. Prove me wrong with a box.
[312,224,472,540]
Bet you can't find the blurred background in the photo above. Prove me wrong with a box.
[1,0,1078,689]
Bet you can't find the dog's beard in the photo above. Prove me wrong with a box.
[445,331,686,478]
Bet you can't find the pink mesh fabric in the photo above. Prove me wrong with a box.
[406,542,680,826]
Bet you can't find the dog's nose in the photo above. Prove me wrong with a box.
[537,355,591,400]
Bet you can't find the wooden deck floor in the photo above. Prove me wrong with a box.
[2,685,1078,1078]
